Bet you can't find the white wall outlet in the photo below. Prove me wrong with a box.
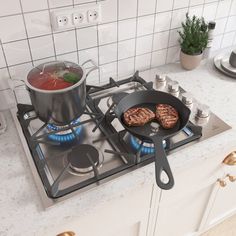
[51,4,102,31]
[87,5,101,23]
[73,13,85,25]
[57,16,69,27]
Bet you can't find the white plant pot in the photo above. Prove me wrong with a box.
[180,50,203,70]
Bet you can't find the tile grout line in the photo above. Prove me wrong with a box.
[19,0,34,68]
[72,0,80,64]
[149,0,158,69]
[165,0,176,64]
[46,0,57,61]
[220,0,233,49]
[116,0,119,80]
[0,0,220,20]
[0,39,11,79]
[0,45,175,71]
[95,0,101,83]
[2,8,233,46]
[134,0,140,71]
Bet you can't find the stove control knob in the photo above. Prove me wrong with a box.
[182,92,193,105]
[155,74,166,88]
[196,104,210,118]
[168,81,179,93]
[156,74,166,83]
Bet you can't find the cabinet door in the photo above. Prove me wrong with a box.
[199,153,236,232]
[55,183,155,236]
[152,155,224,236]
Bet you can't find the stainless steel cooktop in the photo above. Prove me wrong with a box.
[11,72,231,208]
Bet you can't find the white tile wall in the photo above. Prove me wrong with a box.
[0,47,6,68]
[118,0,137,20]
[151,49,167,67]
[118,39,135,60]
[99,43,117,64]
[0,15,26,43]
[154,11,172,32]
[54,30,77,55]
[215,0,231,19]
[156,0,173,12]
[79,47,98,64]
[138,0,156,16]
[118,18,136,40]
[230,0,236,15]
[77,26,97,50]
[136,35,153,55]
[0,0,21,17]
[137,15,155,36]
[153,31,169,50]
[98,22,117,45]
[173,0,189,10]
[118,57,135,78]
[24,11,51,37]
[3,40,31,65]
[0,0,235,84]
[203,2,218,21]
[29,35,54,60]
[21,0,48,12]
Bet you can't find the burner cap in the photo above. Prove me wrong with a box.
[112,92,128,104]
[67,144,99,173]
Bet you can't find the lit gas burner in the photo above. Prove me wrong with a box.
[66,144,104,175]
[130,135,166,155]
[46,118,83,143]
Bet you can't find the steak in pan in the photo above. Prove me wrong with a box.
[156,104,179,129]
[124,107,155,126]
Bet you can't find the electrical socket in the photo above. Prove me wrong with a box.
[73,12,85,25]
[87,5,101,23]
[57,16,69,27]
[51,4,101,31]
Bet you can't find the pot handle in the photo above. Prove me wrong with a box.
[82,59,98,78]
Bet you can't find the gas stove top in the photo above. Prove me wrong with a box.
[12,71,231,207]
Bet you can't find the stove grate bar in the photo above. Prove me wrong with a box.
[87,154,99,179]
[51,163,70,198]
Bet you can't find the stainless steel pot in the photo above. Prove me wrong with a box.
[26,60,97,125]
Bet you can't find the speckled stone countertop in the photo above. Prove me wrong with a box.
[1,56,236,236]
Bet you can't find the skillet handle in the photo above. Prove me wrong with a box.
[151,136,174,190]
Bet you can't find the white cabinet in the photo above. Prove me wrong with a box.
[199,152,236,234]
[55,183,156,236]
[149,147,232,236]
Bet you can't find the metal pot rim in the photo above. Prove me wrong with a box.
[25,65,87,94]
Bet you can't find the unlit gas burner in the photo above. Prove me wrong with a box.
[66,144,104,175]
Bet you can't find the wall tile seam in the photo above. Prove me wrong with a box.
[0,46,174,72]
[149,0,159,69]
[0,0,220,19]
[18,0,34,68]
[220,0,234,48]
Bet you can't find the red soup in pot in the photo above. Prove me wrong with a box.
[28,67,82,91]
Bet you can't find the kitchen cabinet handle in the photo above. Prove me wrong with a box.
[223,151,236,166]
[217,178,227,187]
[227,174,236,182]
[56,231,75,236]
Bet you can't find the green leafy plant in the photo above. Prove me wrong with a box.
[178,14,208,55]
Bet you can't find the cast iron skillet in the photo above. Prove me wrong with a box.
[114,90,191,190]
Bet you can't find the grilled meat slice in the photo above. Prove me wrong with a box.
[156,104,179,129]
[124,107,155,126]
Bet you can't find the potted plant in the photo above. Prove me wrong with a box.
[178,14,208,70]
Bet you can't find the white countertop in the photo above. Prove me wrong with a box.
[1,55,236,236]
